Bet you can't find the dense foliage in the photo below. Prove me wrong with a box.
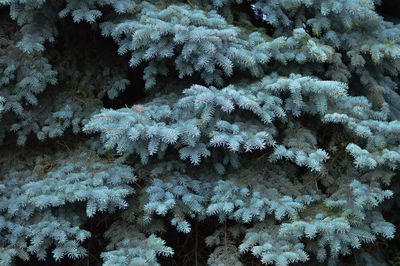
[1,0,400,265]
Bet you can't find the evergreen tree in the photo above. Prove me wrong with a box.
[0,0,399,265]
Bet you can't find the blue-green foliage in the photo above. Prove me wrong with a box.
[1,0,399,265]
[240,223,309,265]
[101,221,174,266]
[0,150,135,264]
[206,225,244,266]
